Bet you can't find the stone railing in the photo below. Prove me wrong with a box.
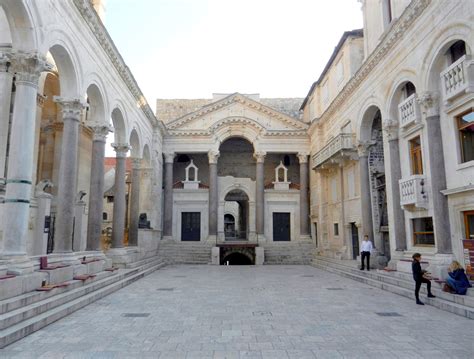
[440,55,474,102]
[398,93,420,129]
[399,175,428,209]
[313,133,356,168]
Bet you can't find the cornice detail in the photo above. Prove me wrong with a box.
[72,0,158,126]
[316,0,431,124]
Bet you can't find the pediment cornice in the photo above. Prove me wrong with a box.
[166,93,308,131]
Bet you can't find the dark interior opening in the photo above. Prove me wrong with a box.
[222,252,253,265]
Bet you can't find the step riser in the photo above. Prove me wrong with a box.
[312,262,474,319]
[0,261,166,349]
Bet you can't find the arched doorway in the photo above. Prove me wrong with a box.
[224,189,249,240]
[222,252,253,265]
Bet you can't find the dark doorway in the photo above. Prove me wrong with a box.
[222,252,253,265]
[224,214,236,238]
[181,212,200,241]
[351,222,359,260]
[273,212,291,241]
[224,189,249,240]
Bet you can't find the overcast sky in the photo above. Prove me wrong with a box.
[105,0,363,103]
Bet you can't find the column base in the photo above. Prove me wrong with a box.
[207,235,217,245]
[298,234,312,243]
[255,247,264,265]
[106,246,140,268]
[1,255,34,275]
[162,235,174,242]
[211,247,220,265]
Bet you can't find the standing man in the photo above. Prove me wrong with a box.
[360,234,373,271]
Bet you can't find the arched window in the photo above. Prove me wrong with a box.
[448,40,466,64]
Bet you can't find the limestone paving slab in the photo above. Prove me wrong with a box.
[1,265,472,358]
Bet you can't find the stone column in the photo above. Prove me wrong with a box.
[2,53,51,261]
[111,144,130,248]
[163,152,175,239]
[383,119,406,251]
[297,152,310,237]
[357,141,374,243]
[53,98,86,253]
[128,157,142,247]
[418,92,452,254]
[0,51,13,181]
[208,151,220,239]
[86,124,110,251]
[254,151,266,235]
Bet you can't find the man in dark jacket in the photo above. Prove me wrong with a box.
[412,253,436,305]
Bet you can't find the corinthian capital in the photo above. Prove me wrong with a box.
[163,152,175,163]
[112,143,130,158]
[54,97,88,121]
[11,51,53,86]
[357,140,375,157]
[89,123,113,142]
[382,119,399,141]
[253,151,266,163]
[417,91,440,117]
[297,152,310,164]
[0,49,13,73]
[208,150,220,164]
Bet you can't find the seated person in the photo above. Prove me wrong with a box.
[445,261,472,295]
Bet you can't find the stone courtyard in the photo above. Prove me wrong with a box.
[1,265,472,359]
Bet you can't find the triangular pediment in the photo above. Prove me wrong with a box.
[165,93,308,135]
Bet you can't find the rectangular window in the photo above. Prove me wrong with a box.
[464,211,474,240]
[409,136,423,175]
[412,217,435,246]
[334,223,339,236]
[457,110,474,163]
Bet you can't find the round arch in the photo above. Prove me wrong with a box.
[110,106,127,143]
[85,83,106,125]
[129,128,141,158]
[0,0,36,50]
[212,118,262,148]
[358,104,384,142]
[142,144,151,166]
[83,71,109,121]
[386,72,418,121]
[47,43,79,98]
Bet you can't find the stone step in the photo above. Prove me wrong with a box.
[312,257,474,319]
[0,258,166,348]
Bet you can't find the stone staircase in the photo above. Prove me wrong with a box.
[263,242,316,264]
[0,256,166,348]
[157,241,213,264]
[312,256,474,319]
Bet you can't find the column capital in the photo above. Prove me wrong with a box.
[253,151,266,163]
[131,157,142,170]
[54,97,88,121]
[382,118,399,141]
[417,91,440,117]
[89,123,112,142]
[11,51,53,87]
[164,152,175,163]
[208,150,220,164]
[112,143,130,158]
[0,50,13,73]
[297,152,310,164]
[357,140,375,157]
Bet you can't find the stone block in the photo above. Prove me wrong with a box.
[83,260,104,274]
[212,247,220,265]
[255,247,264,265]
[0,272,44,301]
[38,266,74,285]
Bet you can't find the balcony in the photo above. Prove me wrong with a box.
[440,55,474,102]
[312,133,356,169]
[398,94,421,129]
[399,175,428,209]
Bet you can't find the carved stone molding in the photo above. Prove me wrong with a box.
[208,150,220,164]
[297,152,310,164]
[253,151,266,163]
[112,143,130,158]
[163,152,176,164]
[36,94,46,108]
[0,50,13,73]
[357,141,375,157]
[382,118,399,141]
[54,97,88,121]
[89,123,112,142]
[11,51,53,87]
[417,91,440,117]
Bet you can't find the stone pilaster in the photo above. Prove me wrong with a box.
[163,152,175,239]
[0,50,14,181]
[383,119,406,251]
[53,98,87,253]
[418,92,452,254]
[297,152,310,237]
[128,157,142,247]
[2,53,51,264]
[86,124,111,251]
[357,141,375,243]
[111,144,130,249]
[208,150,220,238]
[254,151,266,235]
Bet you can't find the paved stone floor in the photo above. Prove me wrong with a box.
[2,265,473,358]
